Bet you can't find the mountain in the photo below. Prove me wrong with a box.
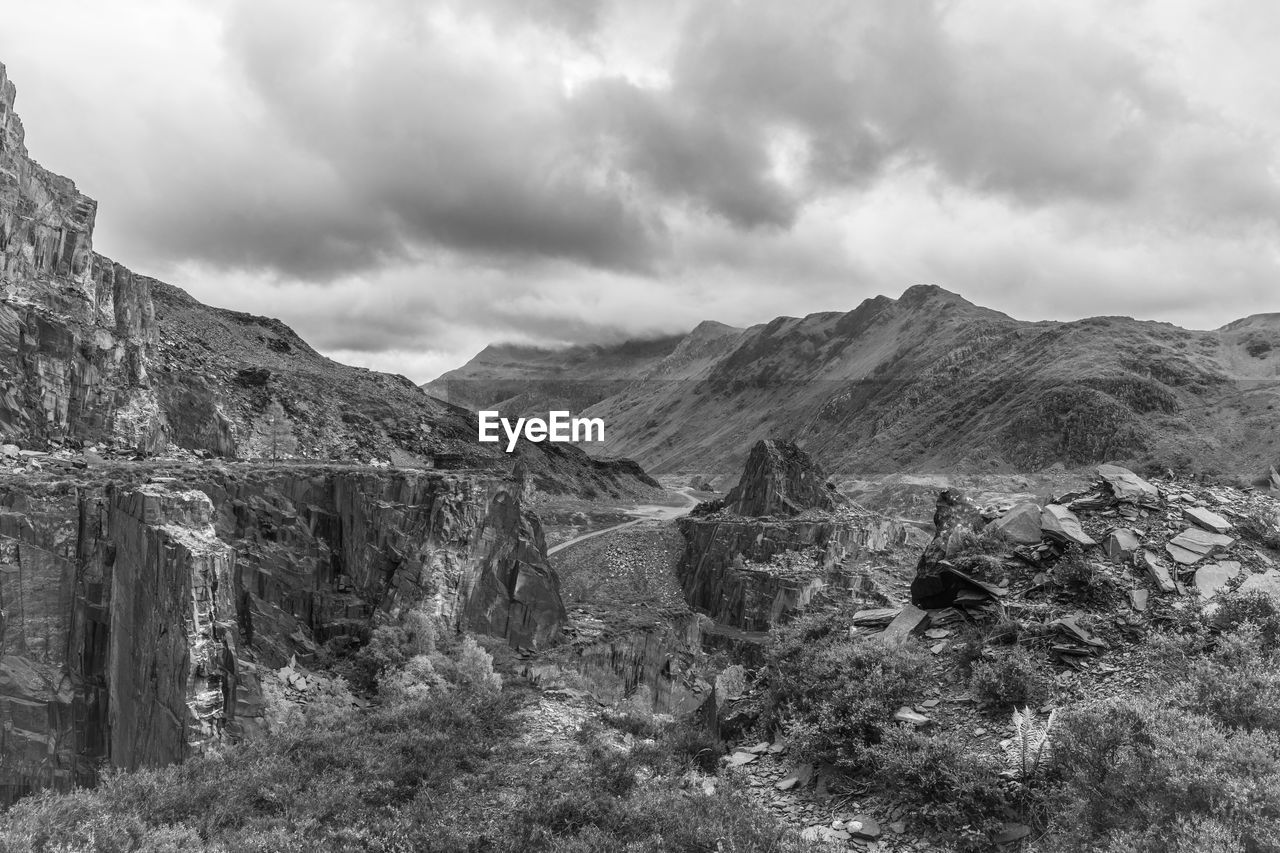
[0,61,653,498]
[440,285,1280,479]
[424,333,697,414]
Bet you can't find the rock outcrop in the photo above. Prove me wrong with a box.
[677,442,917,630]
[0,463,564,801]
[721,439,837,518]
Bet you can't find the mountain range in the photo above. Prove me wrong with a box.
[429,286,1280,480]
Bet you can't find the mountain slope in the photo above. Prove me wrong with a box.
[424,333,697,414]
[440,284,1280,479]
[0,61,654,498]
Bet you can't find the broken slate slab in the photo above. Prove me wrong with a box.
[1183,506,1232,535]
[1237,570,1280,601]
[1097,464,1161,504]
[1166,528,1234,565]
[881,604,930,643]
[849,607,899,628]
[1102,527,1140,562]
[728,751,759,767]
[1142,550,1178,594]
[893,706,931,726]
[1194,561,1241,599]
[1041,504,1097,547]
[989,501,1044,544]
[846,815,882,840]
[1128,589,1149,611]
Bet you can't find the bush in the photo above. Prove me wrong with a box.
[1039,696,1280,851]
[861,727,1008,847]
[1052,544,1121,605]
[970,646,1053,708]
[764,604,928,766]
[1213,589,1280,649]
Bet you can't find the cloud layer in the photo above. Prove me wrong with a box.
[3,0,1279,380]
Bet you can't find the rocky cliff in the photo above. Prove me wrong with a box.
[0,462,563,801]
[676,441,920,630]
[0,61,656,500]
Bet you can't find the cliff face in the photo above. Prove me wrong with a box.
[676,515,914,631]
[0,463,564,801]
[0,62,658,500]
[0,63,161,452]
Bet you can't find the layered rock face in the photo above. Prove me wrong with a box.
[721,439,837,518]
[677,515,912,630]
[677,441,915,630]
[0,464,563,801]
[0,63,161,452]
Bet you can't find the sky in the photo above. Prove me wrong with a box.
[4,0,1280,382]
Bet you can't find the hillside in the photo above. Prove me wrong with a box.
[424,333,696,414]
[439,285,1280,480]
[0,61,655,499]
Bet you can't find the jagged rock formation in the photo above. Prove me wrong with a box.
[720,439,837,518]
[0,62,656,500]
[677,514,914,631]
[0,463,563,801]
[676,442,920,630]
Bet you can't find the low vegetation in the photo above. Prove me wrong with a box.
[0,611,808,853]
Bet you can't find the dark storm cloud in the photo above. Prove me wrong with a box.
[5,0,1280,382]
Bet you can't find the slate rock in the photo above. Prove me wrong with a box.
[1142,551,1177,594]
[881,604,930,643]
[893,707,931,726]
[1103,527,1141,562]
[1041,504,1097,547]
[847,815,881,840]
[1128,589,1149,611]
[1097,464,1160,504]
[989,501,1043,545]
[1183,506,1232,535]
[1166,527,1234,565]
[728,751,759,767]
[1194,561,1241,599]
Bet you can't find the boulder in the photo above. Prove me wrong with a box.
[1096,464,1160,504]
[1194,561,1241,599]
[910,490,986,607]
[1182,506,1232,535]
[722,439,837,518]
[989,501,1043,544]
[1102,528,1140,562]
[0,444,18,460]
[1041,504,1096,547]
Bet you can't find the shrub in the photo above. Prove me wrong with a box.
[1052,544,1121,605]
[764,604,928,766]
[1040,696,1280,850]
[1213,589,1280,649]
[970,646,1053,708]
[861,727,1007,849]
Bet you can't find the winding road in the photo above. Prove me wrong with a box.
[546,487,701,556]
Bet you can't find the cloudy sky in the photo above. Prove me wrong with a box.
[4,0,1280,381]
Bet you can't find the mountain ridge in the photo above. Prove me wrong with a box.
[434,283,1280,480]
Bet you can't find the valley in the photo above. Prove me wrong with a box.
[5,53,1280,853]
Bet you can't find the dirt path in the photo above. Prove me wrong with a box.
[547,487,699,556]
